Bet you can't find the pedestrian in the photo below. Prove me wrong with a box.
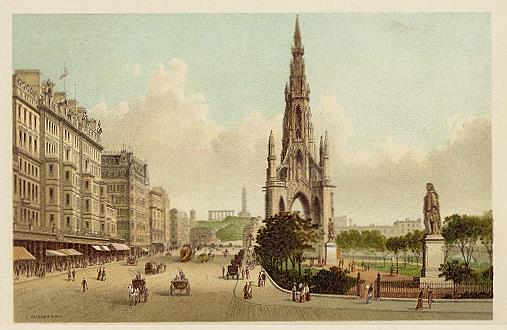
[415,289,424,310]
[355,272,361,299]
[291,282,297,302]
[248,281,253,299]
[241,268,245,280]
[81,277,88,292]
[245,268,250,280]
[144,287,149,302]
[365,283,373,304]
[72,268,76,281]
[261,271,267,287]
[97,267,101,280]
[221,265,225,278]
[299,283,305,303]
[101,268,106,281]
[304,282,310,301]
[427,287,433,309]
[67,268,71,281]
[243,282,249,299]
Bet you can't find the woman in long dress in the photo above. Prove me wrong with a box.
[291,283,297,302]
[365,284,373,304]
[415,289,424,310]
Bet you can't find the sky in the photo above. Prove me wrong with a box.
[12,13,492,224]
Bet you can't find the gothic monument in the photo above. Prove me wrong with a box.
[265,16,335,263]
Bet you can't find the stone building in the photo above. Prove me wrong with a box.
[208,210,234,221]
[189,227,216,245]
[264,17,334,262]
[101,149,149,253]
[168,208,190,247]
[12,70,118,262]
[148,186,169,254]
[334,217,425,238]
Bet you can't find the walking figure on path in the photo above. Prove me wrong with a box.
[72,268,76,281]
[427,288,433,309]
[81,278,88,292]
[415,289,424,310]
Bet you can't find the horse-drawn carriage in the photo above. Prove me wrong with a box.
[129,278,146,305]
[126,255,138,266]
[197,253,209,263]
[145,262,166,275]
[226,264,240,280]
[170,279,190,295]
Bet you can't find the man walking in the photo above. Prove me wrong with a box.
[72,268,76,281]
[81,277,88,292]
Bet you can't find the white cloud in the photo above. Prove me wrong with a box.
[92,58,491,224]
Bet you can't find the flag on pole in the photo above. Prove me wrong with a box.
[59,65,68,79]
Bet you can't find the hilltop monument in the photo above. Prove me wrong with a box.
[238,186,251,218]
[264,16,335,263]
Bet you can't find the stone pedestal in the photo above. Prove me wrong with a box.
[325,242,337,266]
[420,234,446,283]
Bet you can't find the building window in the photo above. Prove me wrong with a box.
[49,164,54,176]
[50,214,55,226]
[66,216,71,226]
[65,171,70,183]
[65,193,70,206]
[85,200,90,212]
[85,180,89,190]
[49,188,54,202]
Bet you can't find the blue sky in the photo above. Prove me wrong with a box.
[12,14,491,222]
[13,13,490,152]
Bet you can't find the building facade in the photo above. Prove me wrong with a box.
[334,217,425,238]
[264,17,334,261]
[101,149,150,252]
[13,70,118,263]
[208,210,235,221]
[189,227,216,245]
[168,208,190,247]
[148,186,169,254]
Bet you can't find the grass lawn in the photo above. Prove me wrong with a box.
[369,261,422,277]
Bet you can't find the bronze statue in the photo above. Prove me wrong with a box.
[423,183,441,235]
[327,218,335,242]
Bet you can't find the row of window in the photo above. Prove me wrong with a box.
[45,118,59,137]
[17,207,40,225]
[18,157,39,179]
[107,183,128,192]
[45,140,58,156]
[17,103,39,131]
[17,128,38,156]
[14,174,39,203]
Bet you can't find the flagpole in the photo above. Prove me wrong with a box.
[63,62,66,94]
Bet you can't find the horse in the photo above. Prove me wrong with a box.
[129,287,140,306]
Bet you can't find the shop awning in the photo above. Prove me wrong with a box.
[92,245,103,251]
[13,246,36,261]
[101,245,110,251]
[46,249,67,257]
[109,243,130,251]
[57,248,83,256]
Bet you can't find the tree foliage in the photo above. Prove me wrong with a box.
[254,212,318,275]
[442,214,482,270]
[478,210,493,264]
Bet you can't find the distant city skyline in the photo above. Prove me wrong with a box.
[13,14,491,225]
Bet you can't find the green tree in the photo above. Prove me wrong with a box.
[442,214,482,271]
[405,230,424,265]
[439,260,473,297]
[386,236,405,274]
[479,210,493,264]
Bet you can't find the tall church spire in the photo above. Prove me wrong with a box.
[294,15,302,49]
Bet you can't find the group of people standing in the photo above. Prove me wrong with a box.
[66,268,76,281]
[96,267,107,281]
[243,281,253,299]
[291,283,310,303]
[415,287,434,310]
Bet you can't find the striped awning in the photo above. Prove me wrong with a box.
[101,245,110,251]
[92,245,102,251]
[46,249,67,257]
[13,246,36,261]
[57,248,83,256]
[109,243,130,251]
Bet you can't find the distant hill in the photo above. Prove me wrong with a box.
[193,216,253,242]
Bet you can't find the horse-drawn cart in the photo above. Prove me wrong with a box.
[126,256,138,266]
[170,279,190,296]
[226,264,239,280]
[129,278,146,305]
[145,262,166,275]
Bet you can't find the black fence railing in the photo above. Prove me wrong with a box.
[378,279,492,299]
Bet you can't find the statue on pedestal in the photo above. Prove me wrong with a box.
[423,183,441,235]
[327,218,335,243]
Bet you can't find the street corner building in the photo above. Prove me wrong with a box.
[264,17,335,262]
[11,69,166,274]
